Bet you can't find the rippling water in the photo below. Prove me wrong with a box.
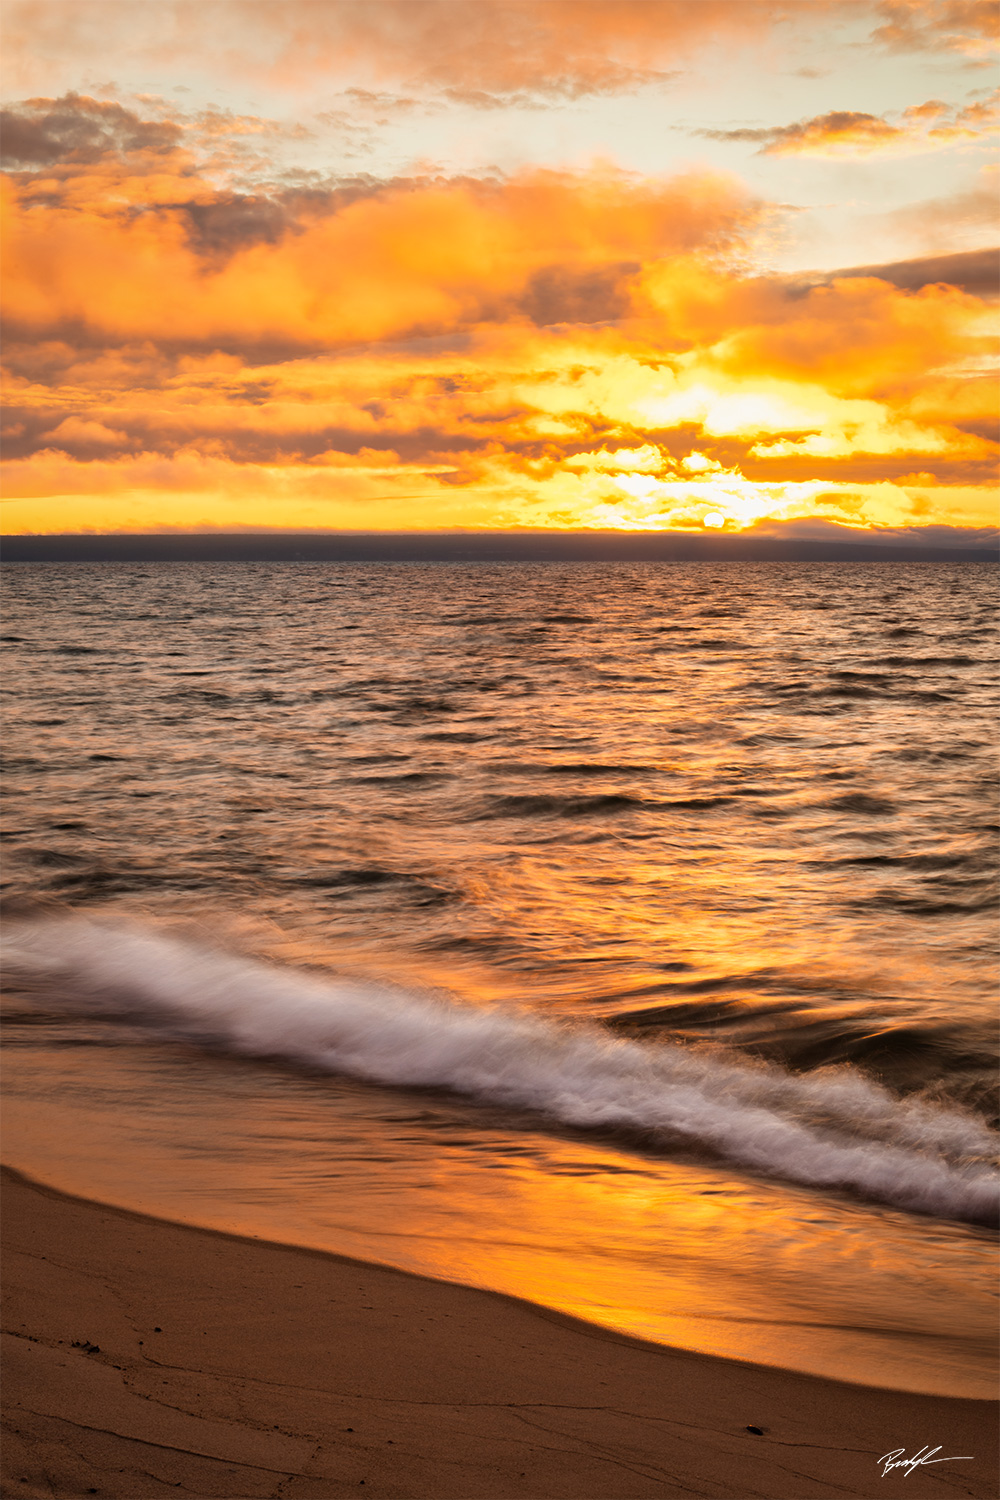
[2,560,997,1396]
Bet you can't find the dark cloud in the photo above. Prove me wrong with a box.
[174,175,523,261]
[802,247,999,297]
[747,515,999,547]
[177,194,295,257]
[519,263,638,326]
[1,406,72,461]
[0,92,182,166]
[743,449,1000,487]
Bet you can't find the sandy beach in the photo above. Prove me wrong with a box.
[1,1166,995,1500]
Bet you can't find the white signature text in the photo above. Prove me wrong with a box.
[878,1445,973,1479]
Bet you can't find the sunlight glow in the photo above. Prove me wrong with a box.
[1,37,996,538]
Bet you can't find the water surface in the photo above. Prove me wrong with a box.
[2,560,997,1396]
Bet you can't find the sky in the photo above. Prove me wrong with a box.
[1,0,997,539]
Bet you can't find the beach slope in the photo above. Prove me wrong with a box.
[2,1166,995,1499]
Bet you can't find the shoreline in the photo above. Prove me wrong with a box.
[2,1164,997,1499]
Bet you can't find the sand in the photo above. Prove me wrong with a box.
[1,1166,996,1500]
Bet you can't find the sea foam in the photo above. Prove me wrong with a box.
[4,916,998,1226]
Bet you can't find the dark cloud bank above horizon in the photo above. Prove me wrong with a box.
[2,525,996,566]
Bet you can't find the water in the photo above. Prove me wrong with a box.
[2,560,997,1397]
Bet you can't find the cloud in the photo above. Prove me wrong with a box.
[4,259,994,533]
[2,93,995,538]
[873,0,999,58]
[2,1,845,104]
[6,2,995,117]
[744,515,999,546]
[0,91,320,196]
[0,92,182,167]
[1,137,767,347]
[804,246,999,297]
[43,416,129,447]
[705,111,901,155]
[701,89,1000,157]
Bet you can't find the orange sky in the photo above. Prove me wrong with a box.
[1,1,997,538]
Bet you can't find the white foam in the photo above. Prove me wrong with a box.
[4,917,998,1225]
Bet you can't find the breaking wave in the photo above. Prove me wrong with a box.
[4,917,998,1226]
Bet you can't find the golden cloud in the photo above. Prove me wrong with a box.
[2,142,765,348]
[2,113,996,537]
[703,89,999,158]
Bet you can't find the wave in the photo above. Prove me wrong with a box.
[475,792,648,818]
[475,792,733,819]
[486,761,658,777]
[3,917,998,1226]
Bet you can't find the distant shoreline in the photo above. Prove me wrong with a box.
[2,531,997,564]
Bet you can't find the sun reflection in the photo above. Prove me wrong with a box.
[8,1062,996,1395]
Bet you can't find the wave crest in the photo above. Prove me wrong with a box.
[4,917,997,1226]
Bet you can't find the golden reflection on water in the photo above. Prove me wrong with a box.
[3,1038,996,1400]
[3,564,996,1426]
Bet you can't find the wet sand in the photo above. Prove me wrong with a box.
[2,1165,996,1499]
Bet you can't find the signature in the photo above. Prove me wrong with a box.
[878,1446,973,1478]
